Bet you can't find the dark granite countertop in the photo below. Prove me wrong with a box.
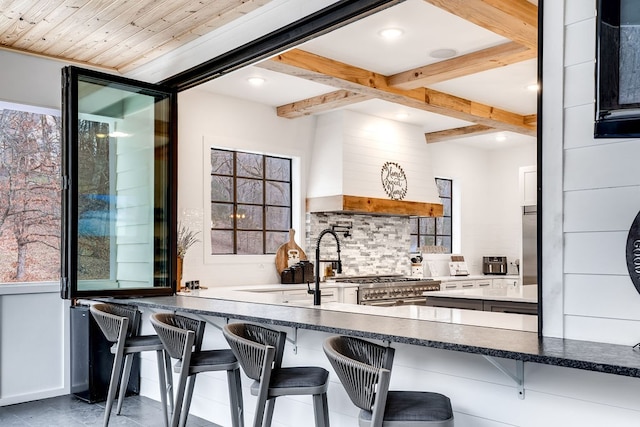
[121,295,640,378]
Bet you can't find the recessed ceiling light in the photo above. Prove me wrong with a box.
[495,134,507,142]
[378,28,404,40]
[395,112,409,120]
[526,83,540,91]
[247,76,265,86]
[429,48,458,59]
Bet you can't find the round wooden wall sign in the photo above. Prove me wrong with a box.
[380,161,408,200]
[625,210,640,294]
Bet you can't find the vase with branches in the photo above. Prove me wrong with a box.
[176,222,200,291]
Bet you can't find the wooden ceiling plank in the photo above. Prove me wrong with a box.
[72,0,197,63]
[7,0,89,50]
[117,0,272,72]
[260,49,535,135]
[388,41,536,89]
[277,90,372,118]
[89,0,266,70]
[0,0,50,42]
[423,0,538,50]
[37,0,124,57]
[425,124,495,143]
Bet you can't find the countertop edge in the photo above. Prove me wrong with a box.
[117,295,640,379]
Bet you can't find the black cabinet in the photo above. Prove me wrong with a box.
[70,305,139,403]
[425,297,537,315]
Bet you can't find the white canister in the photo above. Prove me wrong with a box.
[411,264,423,277]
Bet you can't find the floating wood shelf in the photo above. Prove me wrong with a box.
[306,195,443,217]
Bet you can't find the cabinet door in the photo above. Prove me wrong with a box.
[457,281,476,289]
[282,288,337,303]
[519,165,537,206]
[341,287,358,304]
[441,282,460,290]
[475,280,492,288]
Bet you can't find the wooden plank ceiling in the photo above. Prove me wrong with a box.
[0,0,272,73]
[0,0,538,143]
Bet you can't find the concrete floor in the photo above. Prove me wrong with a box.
[0,394,220,426]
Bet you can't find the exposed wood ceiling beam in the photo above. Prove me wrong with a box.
[524,114,537,127]
[261,49,535,136]
[422,0,538,50]
[277,90,372,118]
[388,42,536,90]
[425,124,496,143]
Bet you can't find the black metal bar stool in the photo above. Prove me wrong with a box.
[90,303,172,427]
[222,322,330,427]
[323,335,454,427]
[150,312,244,427]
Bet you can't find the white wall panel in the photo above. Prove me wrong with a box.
[564,17,595,66]
[565,0,596,25]
[564,187,640,232]
[564,140,640,191]
[564,315,640,345]
[564,274,640,319]
[564,61,595,108]
[563,103,596,149]
[564,231,628,275]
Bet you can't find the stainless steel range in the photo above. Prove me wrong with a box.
[335,275,441,306]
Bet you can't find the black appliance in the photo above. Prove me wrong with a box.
[335,275,441,307]
[483,256,508,275]
[70,305,139,403]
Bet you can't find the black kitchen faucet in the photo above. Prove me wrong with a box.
[308,228,342,305]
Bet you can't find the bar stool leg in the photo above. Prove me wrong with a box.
[103,347,126,427]
[226,368,244,427]
[178,375,197,427]
[116,354,134,415]
[164,351,174,413]
[312,393,329,427]
[156,350,170,427]
[263,399,276,427]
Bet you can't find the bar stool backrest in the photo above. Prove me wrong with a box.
[323,336,394,415]
[150,313,205,360]
[222,323,285,381]
[90,303,140,342]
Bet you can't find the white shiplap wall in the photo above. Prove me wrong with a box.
[559,0,640,345]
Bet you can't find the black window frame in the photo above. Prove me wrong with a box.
[595,0,640,137]
[210,148,292,255]
[410,178,453,254]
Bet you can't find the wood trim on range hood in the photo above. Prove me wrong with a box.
[306,195,443,217]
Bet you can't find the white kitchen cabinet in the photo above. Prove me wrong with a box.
[493,278,520,288]
[340,286,358,304]
[475,280,492,288]
[281,288,338,304]
[519,165,537,206]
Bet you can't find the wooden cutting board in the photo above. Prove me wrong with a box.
[275,229,308,274]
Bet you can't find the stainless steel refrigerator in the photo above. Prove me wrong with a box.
[522,205,538,285]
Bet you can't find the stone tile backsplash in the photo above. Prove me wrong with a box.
[306,213,412,276]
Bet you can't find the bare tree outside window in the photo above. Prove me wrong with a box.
[0,105,61,282]
[410,178,453,254]
[210,148,292,254]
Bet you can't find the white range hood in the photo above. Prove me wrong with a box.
[306,110,443,217]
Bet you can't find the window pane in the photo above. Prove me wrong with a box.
[266,157,290,181]
[409,217,418,234]
[436,178,451,197]
[266,206,291,230]
[211,176,233,202]
[436,217,444,234]
[0,105,61,282]
[237,231,263,254]
[237,205,263,230]
[211,230,233,254]
[410,236,418,252]
[442,198,452,217]
[422,217,435,234]
[437,236,452,253]
[421,236,435,247]
[442,217,452,236]
[266,181,290,206]
[267,231,289,253]
[211,149,233,175]
[236,152,263,178]
[211,203,233,228]
[237,178,263,204]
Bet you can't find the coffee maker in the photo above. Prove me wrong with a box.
[483,256,507,275]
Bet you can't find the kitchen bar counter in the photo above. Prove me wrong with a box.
[119,289,640,378]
